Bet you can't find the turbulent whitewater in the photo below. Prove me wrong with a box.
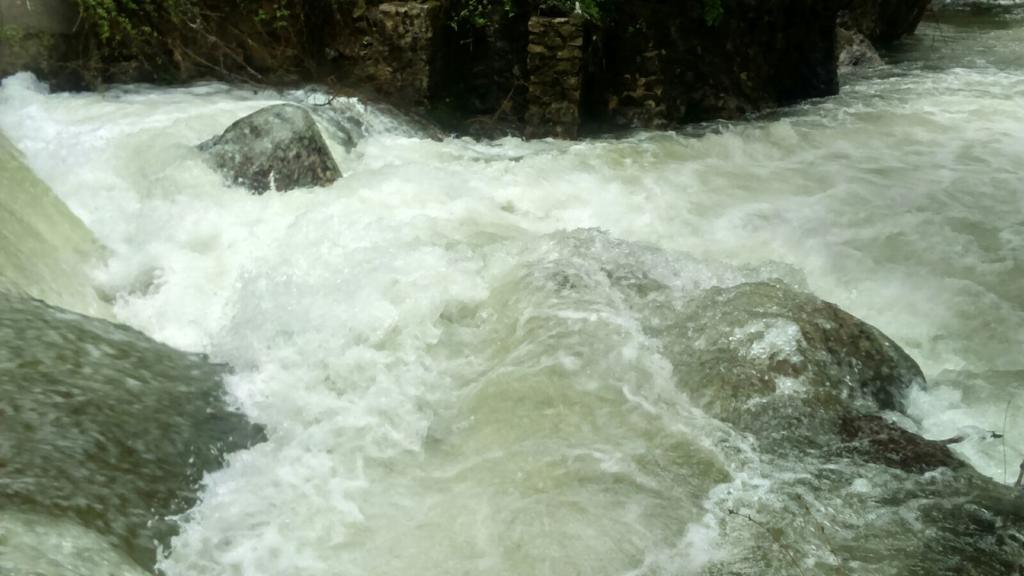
[1,7,1023,576]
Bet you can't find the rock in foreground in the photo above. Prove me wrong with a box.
[199,103,341,194]
[0,293,263,571]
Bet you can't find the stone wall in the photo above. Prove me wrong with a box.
[355,1,443,107]
[439,0,845,136]
[524,15,584,139]
[586,0,841,129]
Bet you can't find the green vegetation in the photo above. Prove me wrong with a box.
[254,1,296,30]
[0,25,23,44]
[704,0,724,26]
[543,0,615,21]
[72,0,317,82]
[77,0,184,45]
[452,0,724,29]
[452,0,517,30]
[75,0,197,67]
[75,0,301,50]
[450,0,614,29]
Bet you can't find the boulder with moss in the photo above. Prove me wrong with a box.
[199,103,342,194]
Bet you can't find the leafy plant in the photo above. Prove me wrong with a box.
[451,0,616,30]
[73,0,269,82]
[76,0,198,53]
[451,0,516,30]
[703,0,725,26]
[0,25,23,44]
[254,0,295,31]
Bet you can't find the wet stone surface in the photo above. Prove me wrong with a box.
[199,103,341,194]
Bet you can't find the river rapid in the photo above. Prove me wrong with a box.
[1,5,1023,576]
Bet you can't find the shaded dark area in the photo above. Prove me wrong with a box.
[0,292,264,571]
[582,0,841,129]
[0,0,933,138]
[841,0,933,42]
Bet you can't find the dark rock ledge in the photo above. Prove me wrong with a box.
[0,0,933,139]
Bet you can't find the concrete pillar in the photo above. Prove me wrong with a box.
[524,15,584,139]
[359,1,442,107]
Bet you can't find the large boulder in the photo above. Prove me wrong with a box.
[0,293,263,571]
[597,0,843,125]
[199,103,342,194]
[655,281,934,463]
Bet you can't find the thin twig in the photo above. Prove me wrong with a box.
[181,16,263,80]
[176,43,254,83]
[310,94,339,107]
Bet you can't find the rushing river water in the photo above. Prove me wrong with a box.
[2,5,1024,576]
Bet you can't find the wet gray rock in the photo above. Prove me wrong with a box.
[836,414,963,472]
[656,281,926,452]
[199,103,341,194]
[0,293,263,571]
[838,27,884,70]
[656,281,978,474]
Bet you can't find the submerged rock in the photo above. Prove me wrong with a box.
[517,234,955,475]
[494,232,1020,571]
[838,27,885,71]
[0,293,263,571]
[656,280,982,474]
[836,414,962,472]
[648,279,1024,569]
[656,281,929,456]
[199,103,341,194]
[671,282,921,411]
